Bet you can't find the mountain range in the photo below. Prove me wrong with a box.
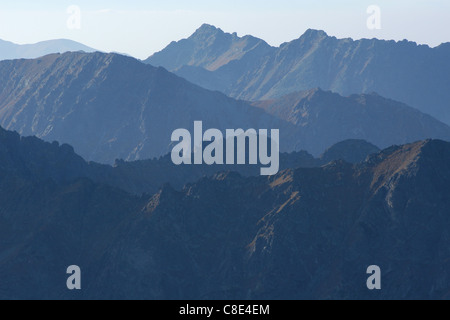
[146,24,450,125]
[1,125,449,299]
[0,125,379,196]
[0,52,449,163]
[0,38,96,61]
[1,24,450,301]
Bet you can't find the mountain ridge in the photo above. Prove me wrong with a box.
[0,125,381,196]
[2,132,449,299]
[146,24,450,124]
[252,88,450,154]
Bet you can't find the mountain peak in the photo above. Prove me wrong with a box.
[198,23,219,31]
[301,29,329,39]
[192,24,223,37]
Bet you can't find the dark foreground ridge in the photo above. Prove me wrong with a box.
[0,126,379,195]
[0,126,449,299]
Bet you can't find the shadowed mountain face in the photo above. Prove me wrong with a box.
[1,126,450,299]
[0,39,96,61]
[0,52,449,162]
[120,140,450,300]
[0,52,296,163]
[146,24,450,124]
[146,24,273,72]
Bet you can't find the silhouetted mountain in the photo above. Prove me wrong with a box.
[1,53,449,161]
[0,126,375,196]
[0,38,96,61]
[320,139,380,164]
[1,127,449,299]
[146,25,450,124]
[253,89,450,155]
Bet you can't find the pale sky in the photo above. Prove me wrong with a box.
[0,0,449,59]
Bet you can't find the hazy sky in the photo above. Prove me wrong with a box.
[0,0,449,59]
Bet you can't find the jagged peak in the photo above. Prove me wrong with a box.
[302,29,329,38]
[191,24,224,37]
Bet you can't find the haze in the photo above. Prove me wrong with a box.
[0,0,449,59]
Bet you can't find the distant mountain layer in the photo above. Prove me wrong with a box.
[0,38,96,61]
[320,139,380,164]
[146,24,450,124]
[1,126,450,299]
[252,89,450,155]
[0,52,449,162]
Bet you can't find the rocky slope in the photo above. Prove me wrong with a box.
[90,139,450,300]
[320,139,380,164]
